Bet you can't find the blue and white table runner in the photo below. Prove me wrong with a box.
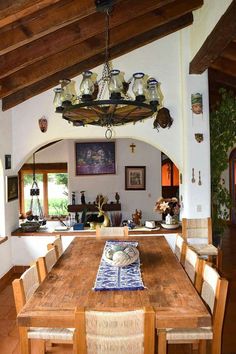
[93,240,145,291]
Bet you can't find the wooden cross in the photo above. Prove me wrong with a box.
[130,143,136,153]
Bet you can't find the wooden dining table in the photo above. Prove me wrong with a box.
[17,236,211,352]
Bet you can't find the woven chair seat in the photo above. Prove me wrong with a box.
[28,327,74,340]
[166,327,213,341]
[190,243,218,256]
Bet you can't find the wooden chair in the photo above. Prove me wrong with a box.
[157,262,228,354]
[96,225,129,238]
[184,245,203,293]
[38,246,57,281]
[47,235,63,259]
[74,306,155,354]
[174,234,186,265]
[182,217,219,266]
[12,262,74,354]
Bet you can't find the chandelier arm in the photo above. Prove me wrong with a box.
[116,105,143,122]
[107,103,117,115]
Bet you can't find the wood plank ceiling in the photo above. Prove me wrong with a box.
[0,0,235,111]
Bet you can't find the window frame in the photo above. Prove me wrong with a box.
[19,163,67,218]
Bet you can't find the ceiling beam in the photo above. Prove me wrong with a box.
[211,57,236,78]
[0,0,62,28]
[220,41,236,61]
[2,13,193,110]
[0,0,199,78]
[189,0,236,74]
[0,0,125,55]
[208,68,236,89]
[0,7,196,98]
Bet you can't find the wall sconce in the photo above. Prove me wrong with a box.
[38,116,48,133]
[195,133,203,143]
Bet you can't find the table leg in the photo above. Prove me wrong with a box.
[199,339,207,354]
[158,329,167,354]
[19,327,30,354]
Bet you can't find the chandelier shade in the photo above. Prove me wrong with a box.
[53,0,173,138]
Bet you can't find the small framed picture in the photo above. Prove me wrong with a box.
[5,155,11,170]
[125,166,146,190]
[7,176,18,202]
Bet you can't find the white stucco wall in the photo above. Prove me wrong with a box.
[11,33,182,171]
[9,30,210,220]
[190,0,233,58]
[0,104,16,276]
[26,138,162,221]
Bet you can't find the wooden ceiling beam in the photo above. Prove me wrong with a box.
[211,57,236,78]
[2,13,193,110]
[0,0,197,78]
[220,41,236,61]
[0,0,62,28]
[189,1,236,74]
[0,6,196,98]
[208,68,236,89]
[0,0,125,55]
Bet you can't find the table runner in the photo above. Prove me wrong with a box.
[93,240,144,291]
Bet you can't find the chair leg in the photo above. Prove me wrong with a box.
[199,340,207,354]
[157,330,167,354]
[19,327,31,354]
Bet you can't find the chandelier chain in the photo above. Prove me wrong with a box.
[98,9,111,100]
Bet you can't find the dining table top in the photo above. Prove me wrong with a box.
[17,236,211,329]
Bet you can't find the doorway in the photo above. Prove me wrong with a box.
[229,148,236,224]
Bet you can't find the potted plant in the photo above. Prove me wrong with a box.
[210,89,236,241]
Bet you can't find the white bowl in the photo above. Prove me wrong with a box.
[160,222,180,230]
[103,247,139,267]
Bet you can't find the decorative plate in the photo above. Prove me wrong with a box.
[103,246,139,267]
[160,222,180,230]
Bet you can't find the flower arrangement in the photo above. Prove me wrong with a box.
[154,197,180,216]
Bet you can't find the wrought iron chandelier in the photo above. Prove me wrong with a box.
[53,0,172,138]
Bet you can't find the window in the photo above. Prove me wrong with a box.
[19,163,68,218]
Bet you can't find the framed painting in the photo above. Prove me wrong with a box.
[75,142,115,175]
[5,155,11,170]
[7,176,18,202]
[125,166,146,190]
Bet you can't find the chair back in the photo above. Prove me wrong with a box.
[201,263,228,352]
[12,262,40,314]
[38,247,57,281]
[96,226,129,238]
[184,246,204,292]
[74,307,155,354]
[182,217,212,244]
[184,245,199,284]
[47,235,63,259]
[174,234,186,265]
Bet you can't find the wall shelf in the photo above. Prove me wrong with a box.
[67,203,121,213]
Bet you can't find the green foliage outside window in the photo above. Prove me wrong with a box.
[210,89,236,235]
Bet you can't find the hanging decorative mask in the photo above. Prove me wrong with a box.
[191,93,203,114]
[38,116,48,132]
[153,107,173,130]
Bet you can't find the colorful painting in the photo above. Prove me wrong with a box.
[75,142,115,175]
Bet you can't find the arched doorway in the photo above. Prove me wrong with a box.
[229,148,236,224]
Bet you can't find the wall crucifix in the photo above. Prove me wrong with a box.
[130,143,136,153]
